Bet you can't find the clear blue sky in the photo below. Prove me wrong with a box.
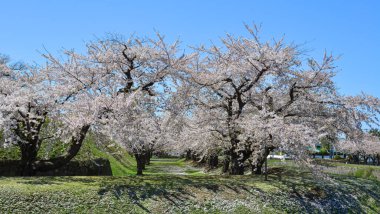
[0,0,379,97]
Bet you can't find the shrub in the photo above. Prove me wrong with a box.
[333,155,344,160]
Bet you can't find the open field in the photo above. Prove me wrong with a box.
[1,158,380,213]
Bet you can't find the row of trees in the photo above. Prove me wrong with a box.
[336,129,380,165]
[1,26,380,175]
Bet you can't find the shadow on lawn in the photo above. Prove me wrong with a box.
[14,176,101,186]
[269,171,380,213]
[6,171,380,213]
[105,173,379,213]
[96,175,262,212]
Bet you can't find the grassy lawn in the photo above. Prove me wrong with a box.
[2,142,380,213]
[1,161,380,213]
[269,159,380,180]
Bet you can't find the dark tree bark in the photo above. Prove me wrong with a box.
[207,154,219,169]
[33,125,91,173]
[254,164,262,175]
[13,102,91,176]
[145,150,153,165]
[351,154,360,164]
[363,155,369,165]
[19,143,39,176]
[251,146,274,175]
[230,152,245,175]
[191,152,199,162]
[140,151,147,170]
[227,136,248,175]
[222,154,230,174]
[185,149,192,161]
[135,153,144,176]
[14,110,44,176]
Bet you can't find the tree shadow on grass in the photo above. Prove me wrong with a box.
[10,172,379,213]
[14,176,101,185]
[95,175,268,213]
[268,170,380,213]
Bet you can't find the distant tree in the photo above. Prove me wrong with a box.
[369,129,380,138]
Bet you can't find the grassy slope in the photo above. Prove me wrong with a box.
[0,134,137,176]
[0,134,202,177]
[79,136,137,176]
[0,161,380,213]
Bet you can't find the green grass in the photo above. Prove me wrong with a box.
[0,133,138,176]
[143,158,204,176]
[80,135,137,176]
[0,166,379,213]
[2,139,380,213]
[0,135,202,177]
[148,158,186,166]
[299,159,380,170]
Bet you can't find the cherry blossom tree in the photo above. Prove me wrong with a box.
[0,32,188,176]
[104,103,174,175]
[0,55,96,176]
[45,34,189,175]
[176,25,380,175]
[337,130,380,165]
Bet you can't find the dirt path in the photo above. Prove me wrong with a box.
[146,158,203,175]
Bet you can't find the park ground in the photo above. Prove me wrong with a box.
[0,156,380,213]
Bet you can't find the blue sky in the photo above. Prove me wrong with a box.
[0,0,379,97]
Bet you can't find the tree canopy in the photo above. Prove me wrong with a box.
[1,26,380,175]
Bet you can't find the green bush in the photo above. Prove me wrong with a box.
[319,148,329,155]
[333,155,344,160]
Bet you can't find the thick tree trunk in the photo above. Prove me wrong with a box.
[251,146,273,175]
[230,152,245,175]
[228,136,247,175]
[253,164,262,175]
[369,156,375,165]
[207,154,218,169]
[191,153,199,162]
[251,157,265,175]
[135,154,144,176]
[19,143,39,176]
[377,154,380,166]
[145,150,152,165]
[252,161,265,175]
[139,151,146,170]
[363,156,369,165]
[351,154,360,164]
[185,150,192,161]
[222,149,231,173]
[33,125,90,173]
[222,155,230,174]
